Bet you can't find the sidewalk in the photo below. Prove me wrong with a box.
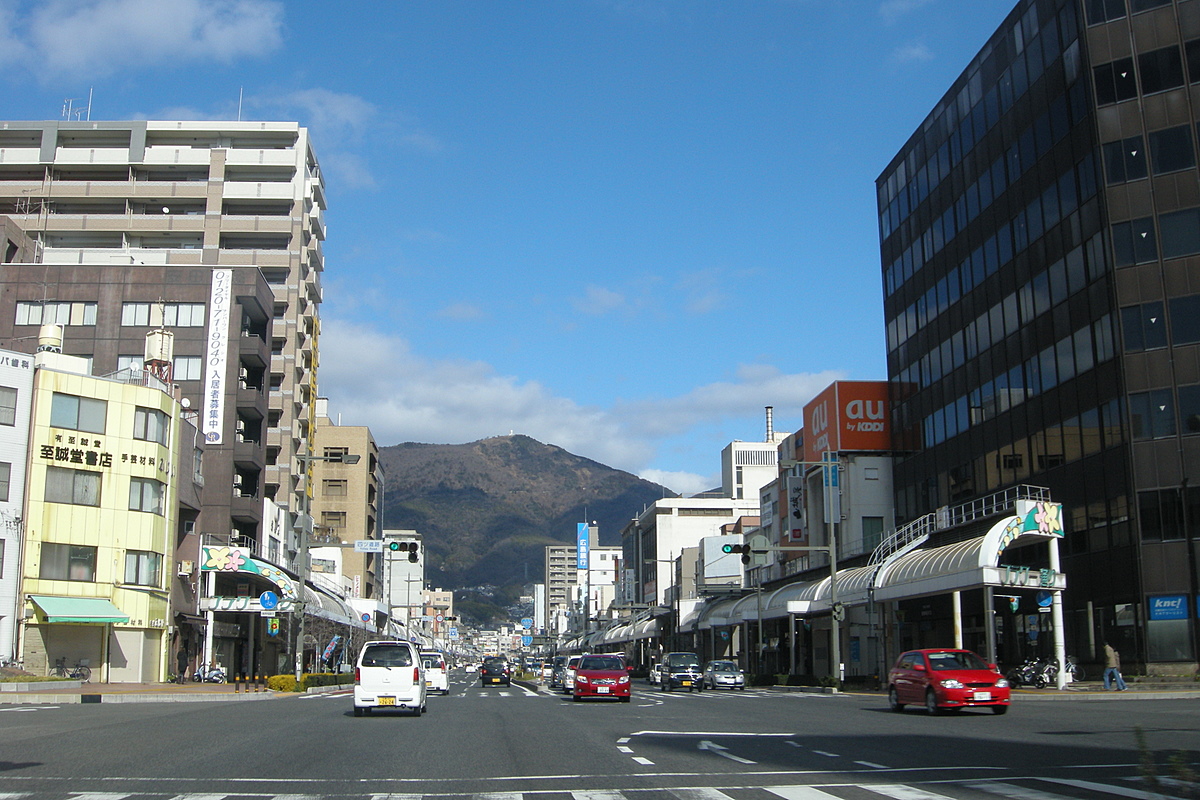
[0,677,291,704]
[765,678,1200,701]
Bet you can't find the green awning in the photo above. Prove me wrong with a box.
[30,595,129,624]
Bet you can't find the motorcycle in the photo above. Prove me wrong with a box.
[193,662,227,683]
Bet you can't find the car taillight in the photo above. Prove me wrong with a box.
[355,667,360,683]
[414,667,421,683]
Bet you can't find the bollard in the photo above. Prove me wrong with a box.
[234,674,241,693]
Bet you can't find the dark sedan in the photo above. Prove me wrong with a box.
[479,657,512,687]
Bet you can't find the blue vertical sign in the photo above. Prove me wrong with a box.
[823,451,840,524]
[577,522,589,570]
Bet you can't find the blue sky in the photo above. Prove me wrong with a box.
[1,0,1015,494]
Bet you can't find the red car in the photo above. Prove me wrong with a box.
[887,648,1011,715]
[570,654,631,702]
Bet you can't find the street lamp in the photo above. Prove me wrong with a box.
[778,454,843,688]
[294,451,360,682]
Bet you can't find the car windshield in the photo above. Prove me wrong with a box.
[709,661,737,671]
[928,651,989,670]
[668,655,701,668]
[360,645,412,667]
[579,656,624,670]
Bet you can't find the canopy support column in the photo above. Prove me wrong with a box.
[983,585,997,666]
[952,591,963,649]
[1050,537,1067,689]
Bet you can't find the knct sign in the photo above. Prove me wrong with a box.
[803,381,891,463]
[1149,595,1190,621]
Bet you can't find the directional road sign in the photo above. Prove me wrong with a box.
[355,540,384,553]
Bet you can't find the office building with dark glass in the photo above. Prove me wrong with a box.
[878,0,1200,667]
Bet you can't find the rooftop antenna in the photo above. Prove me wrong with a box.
[237,87,243,122]
[61,98,82,120]
[86,87,93,121]
[765,405,775,443]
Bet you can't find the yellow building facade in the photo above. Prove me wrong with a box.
[20,362,180,683]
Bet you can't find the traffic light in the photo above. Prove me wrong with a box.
[721,542,751,564]
[387,541,420,562]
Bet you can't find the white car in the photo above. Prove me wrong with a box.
[562,655,583,694]
[421,651,450,695]
[353,640,426,717]
[464,663,477,673]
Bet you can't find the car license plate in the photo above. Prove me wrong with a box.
[378,696,395,706]
[681,680,692,686]
[972,691,992,701]
[425,681,433,687]
[597,686,610,693]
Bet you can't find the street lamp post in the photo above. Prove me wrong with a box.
[294,451,360,683]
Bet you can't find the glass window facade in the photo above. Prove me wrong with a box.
[878,0,1200,663]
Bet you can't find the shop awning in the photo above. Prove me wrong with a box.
[31,595,129,624]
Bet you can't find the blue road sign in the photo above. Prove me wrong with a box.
[259,591,279,610]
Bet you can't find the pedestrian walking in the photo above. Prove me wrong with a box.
[1103,642,1127,691]
[176,646,189,685]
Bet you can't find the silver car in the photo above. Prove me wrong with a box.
[702,659,746,690]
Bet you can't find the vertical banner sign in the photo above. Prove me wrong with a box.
[577,522,589,570]
[202,269,233,444]
[823,451,840,525]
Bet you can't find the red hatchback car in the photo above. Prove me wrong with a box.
[887,648,1011,715]
[570,654,631,702]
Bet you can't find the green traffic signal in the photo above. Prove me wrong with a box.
[388,541,401,551]
[721,543,734,554]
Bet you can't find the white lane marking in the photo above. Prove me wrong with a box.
[616,746,634,754]
[854,761,889,769]
[786,741,803,748]
[631,756,655,765]
[370,795,424,800]
[1042,778,1174,799]
[811,750,839,757]
[766,787,845,799]
[866,786,959,799]
[964,782,1070,800]
[632,730,796,737]
[0,706,58,712]
[475,794,524,800]
[271,795,321,800]
[697,740,756,765]
[166,795,229,800]
[67,794,131,800]
[616,737,630,743]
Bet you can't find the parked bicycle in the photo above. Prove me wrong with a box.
[53,657,91,683]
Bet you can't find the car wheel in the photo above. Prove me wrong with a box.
[573,693,582,702]
[925,689,940,716]
[888,686,905,712]
[353,707,363,717]
[739,685,746,691]
[992,705,1009,715]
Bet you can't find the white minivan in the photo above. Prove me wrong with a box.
[420,650,450,695]
[353,640,426,716]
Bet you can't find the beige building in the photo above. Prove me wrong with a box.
[309,398,382,599]
[20,349,184,682]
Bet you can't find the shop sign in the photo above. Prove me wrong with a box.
[204,596,297,612]
[1000,565,1058,587]
[1148,595,1189,620]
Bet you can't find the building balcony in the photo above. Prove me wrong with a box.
[222,181,295,201]
[218,215,295,235]
[141,147,214,167]
[215,249,292,268]
[52,147,134,165]
[223,149,299,168]
[0,147,42,165]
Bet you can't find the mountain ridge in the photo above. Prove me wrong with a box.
[377,435,675,624]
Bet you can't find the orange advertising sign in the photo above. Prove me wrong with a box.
[803,381,890,463]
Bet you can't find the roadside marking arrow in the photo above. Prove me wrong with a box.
[697,740,757,764]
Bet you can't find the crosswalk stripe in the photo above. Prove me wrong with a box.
[68,794,131,800]
[167,794,230,800]
[964,783,1066,800]
[767,786,849,799]
[571,792,627,800]
[668,788,740,800]
[1041,778,1175,799]
[369,794,424,800]
[864,786,958,799]
[475,793,525,800]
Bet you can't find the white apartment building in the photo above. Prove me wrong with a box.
[0,120,326,555]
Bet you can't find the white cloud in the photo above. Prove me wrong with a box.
[571,285,626,316]
[891,43,934,64]
[318,319,845,494]
[639,469,715,497]
[6,0,284,79]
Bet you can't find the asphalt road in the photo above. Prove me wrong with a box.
[0,669,1197,800]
